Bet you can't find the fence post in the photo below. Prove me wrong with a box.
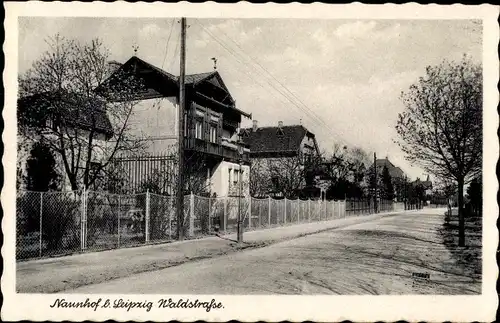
[223,197,227,233]
[268,196,271,226]
[307,199,311,222]
[189,192,195,237]
[248,197,252,230]
[169,196,172,240]
[117,194,121,247]
[208,197,212,233]
[145,190,150,243]
[39,192,43,258]
[80,189,84,252]
[81,188,87,251]
[298,200,301,223]
[258,200,262,228]
[284,197,287,225]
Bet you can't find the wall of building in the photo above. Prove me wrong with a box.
[127,97,178,155]
[210,160,250,197]
[300,135,318,156]
[17,129,110,191]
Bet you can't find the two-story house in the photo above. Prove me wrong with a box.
[17,91,114,191]
[241,120,321,198]
[96,56,251,197]
[413,175,433,196]
[366,157,406,200]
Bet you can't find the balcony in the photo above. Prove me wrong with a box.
[184,137,250,163]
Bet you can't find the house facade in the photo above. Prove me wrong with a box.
[17,92,114,191]
[97,56,251,197]
[366,157,406,200]
[241,121,321,198]
[413,175,433,196]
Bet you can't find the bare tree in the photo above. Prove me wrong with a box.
[18,34,144,191]
[253,153,323,199]
[249,158,273,198]
[395,55,482,246]
[321,145,370,199]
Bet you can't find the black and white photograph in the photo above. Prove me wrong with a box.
[2,2,498,322]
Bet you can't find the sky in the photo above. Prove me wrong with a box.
[18,17,482,181]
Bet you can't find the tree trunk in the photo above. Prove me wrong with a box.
[458,178,465,247]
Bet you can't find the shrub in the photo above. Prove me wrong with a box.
[41,192,81,251]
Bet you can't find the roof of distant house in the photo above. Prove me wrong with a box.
[413,177,433,189]
[17,91,114,139]
[368,158,405,179]
[241,124,317,157]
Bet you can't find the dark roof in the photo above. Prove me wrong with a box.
[369,158,405,179]
[184,72,216,85]
[97,56,250,118]
[241,125,314,156]
[413,178,433,189]
[17,91,113,138]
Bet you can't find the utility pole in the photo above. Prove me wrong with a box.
[237,157,242,243]
[373,152,378,213]
[237,131,244,243]
[176,17,186,240]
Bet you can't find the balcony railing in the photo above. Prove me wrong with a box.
[184,137,249,163]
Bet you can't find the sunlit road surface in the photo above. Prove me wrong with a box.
[69,209,480,294]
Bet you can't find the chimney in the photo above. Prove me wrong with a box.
[278,121,283,128]
[252,120,258,132]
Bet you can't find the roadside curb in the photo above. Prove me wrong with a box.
[17,209,426,293]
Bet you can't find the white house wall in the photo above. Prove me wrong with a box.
[300,135,318,156]
[211,160,250,197]
[127,97,178,155]
[17,126,110,191]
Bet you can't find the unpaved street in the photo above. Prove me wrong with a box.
[69,209,480,294]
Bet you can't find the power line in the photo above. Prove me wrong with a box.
[161,18,176,70]
[207,22,354,147]
[195,20,356,148]
[196,20,352,147]
[197,22,326,128]
[169,32,181,72]
[193,22,292,108]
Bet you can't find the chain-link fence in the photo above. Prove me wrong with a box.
[17,189,398,261]
[16,190,82,260]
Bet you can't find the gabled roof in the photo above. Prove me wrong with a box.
[17,91,113,138]
[184,72,216,85]
[241,125,315,157]
[96,56,248,117]
[413,178,433,189]
[96,56,178,99]
[369,158,405,179]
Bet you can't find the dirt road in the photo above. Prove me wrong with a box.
[69,208,480,294]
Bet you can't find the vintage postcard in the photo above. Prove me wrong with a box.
[2,2,499,322]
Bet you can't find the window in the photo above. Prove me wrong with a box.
[210,124,217,143]
[233,169,239,184]
[228,169,232,185]
[184,118,188,136]
[195,120,203,139]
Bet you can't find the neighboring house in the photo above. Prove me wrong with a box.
[96,56,251,197]
[368,157,405,180]
[241,120,321,198]
[413,175,433,196]
[366,157,406,200]
[17,91,114,191]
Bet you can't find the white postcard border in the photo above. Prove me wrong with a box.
[2,2,499,322]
